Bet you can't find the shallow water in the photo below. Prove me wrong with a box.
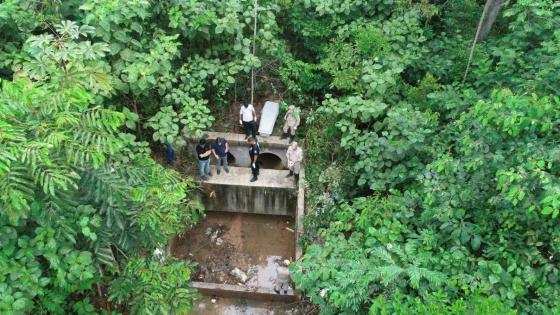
[189,296,300,315]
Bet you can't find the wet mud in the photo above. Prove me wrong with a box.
[171,212,295,288]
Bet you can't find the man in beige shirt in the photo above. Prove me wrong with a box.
[286,141,303,180]
[282,105,300,143]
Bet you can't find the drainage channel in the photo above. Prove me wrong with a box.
[175,132,305,314]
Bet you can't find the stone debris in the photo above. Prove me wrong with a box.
[247,266,258,278]
[210,230,220,243]
[205,226,224,246]
[215,237,223,246]
[230,267,248,283]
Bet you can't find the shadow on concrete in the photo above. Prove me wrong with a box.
[227,152,236,165]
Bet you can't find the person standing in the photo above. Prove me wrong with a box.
[165,141,175,165]
[247,137,260,182]
[282,105,300,143]
[239,103,257,139]
[196,138,212,180]
[286,141,303,181]
[212,137,230,175]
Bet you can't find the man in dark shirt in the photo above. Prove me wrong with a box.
[165,141,175,165]
[212,137,230,175]
[196,138,212,180]
[248,137,260,182]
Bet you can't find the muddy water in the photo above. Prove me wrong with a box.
[189,297,301,315]
[171,212,295,287]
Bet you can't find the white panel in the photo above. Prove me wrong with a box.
[258,101,279,136]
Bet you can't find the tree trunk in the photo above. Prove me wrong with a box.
[476,0,503,42]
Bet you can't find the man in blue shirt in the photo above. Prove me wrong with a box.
[165,141,175,165]
[196,138,212,180]
[212,137,230,175]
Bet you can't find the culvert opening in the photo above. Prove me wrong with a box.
[259,153,284,169]
[227,152,236,165]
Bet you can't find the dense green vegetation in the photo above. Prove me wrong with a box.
[1,0,559,314]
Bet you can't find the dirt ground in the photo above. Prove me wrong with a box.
[171,212,295,287]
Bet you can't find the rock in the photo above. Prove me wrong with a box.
[152,247,166,263]
[230,267,248,283]
[274,266,292,294]
[211,298,217,304]
[210,230,220,242]
[215,237,223,246]
[276,266,290,282]
[246,266,258,277]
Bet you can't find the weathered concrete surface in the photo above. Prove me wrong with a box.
[202,166,297,216]
[187,132,290,168]
[295,169,305,260]
[191,282,298,302]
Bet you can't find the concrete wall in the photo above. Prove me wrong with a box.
[187,131,289,168]
[226,144,287,168]
[202,182,297,216]
[295,168,305,260]
[191,281,298,302]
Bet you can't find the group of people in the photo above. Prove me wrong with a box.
[193,103,303,183]
[239,102,300,143]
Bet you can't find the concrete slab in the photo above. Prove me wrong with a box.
[204,166,295,189]
[191,132,289,149]
[258,101,279,136]
[191,281,298,303]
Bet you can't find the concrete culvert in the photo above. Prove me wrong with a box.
[259,153,284,170]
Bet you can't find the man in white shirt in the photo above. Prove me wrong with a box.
[239,103,257,139]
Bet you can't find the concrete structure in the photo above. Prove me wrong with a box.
[191,281,298,302]
[258,101,279,136]
[201,166,297,216]
[181,131,305,303]
[187,131,290,169]
[295,169,305,260]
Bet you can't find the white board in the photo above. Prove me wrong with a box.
[258,101,279,136]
